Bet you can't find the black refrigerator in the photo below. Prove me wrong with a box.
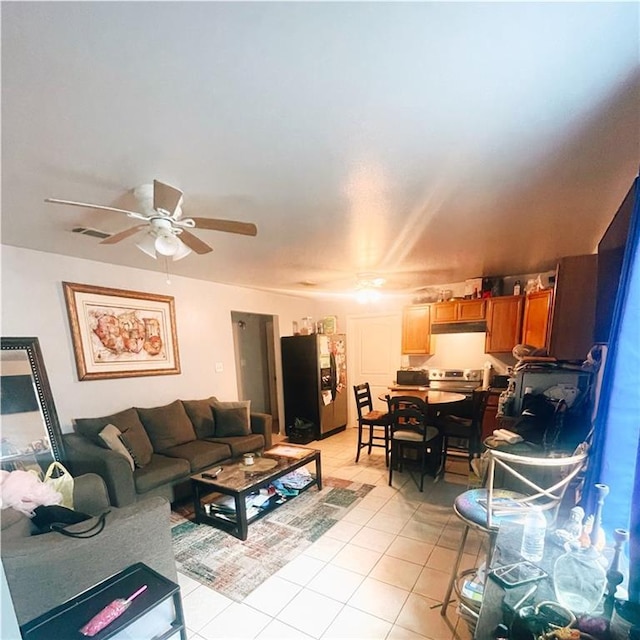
[281,334,348,440]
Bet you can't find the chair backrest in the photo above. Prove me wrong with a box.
[353,383,374,420]
[387,395,440,443]
[484,442,589,529]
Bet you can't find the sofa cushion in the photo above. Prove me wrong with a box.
[212,400,251,437]
[74,408,153,467]
[98,424,135,471]
[206,434,265,458]
[137,400,197,452]
[181,397,218,439]
[133,454,191,494]
[160,440,231,472]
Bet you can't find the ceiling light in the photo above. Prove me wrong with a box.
[135,231,192,261]
[355,286,383,304]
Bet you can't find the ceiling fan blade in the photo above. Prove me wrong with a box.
[179,230,214,254]
[45,198,149,221]
[153,180,183,216]
[191,217,257,236]
[100,224,147,245]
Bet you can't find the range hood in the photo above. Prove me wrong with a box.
[430,321,487,334]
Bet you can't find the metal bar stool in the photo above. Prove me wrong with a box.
[440,442,589,619]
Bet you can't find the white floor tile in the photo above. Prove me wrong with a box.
[349,525,396,553]
[303,535,347,562]
[256,619,316,639]
[182,585,233,632]
[322,519,362,542]
[330,542,383,575]
[347,576,410,622]
[242,575,302,617]
[369,555,422,591]
[198,602,271,639]
[276,589,344,638]
[275,553,326,586]
[178,572,204,598]
[387,624,429,640]
[386,536,434,566]
[307,563,365,602]
[322,604,393,639]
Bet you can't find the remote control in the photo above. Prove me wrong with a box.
[202,467,223,479]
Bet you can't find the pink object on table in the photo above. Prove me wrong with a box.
[80,585,147,637]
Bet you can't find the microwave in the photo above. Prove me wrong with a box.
[396,370,428,386]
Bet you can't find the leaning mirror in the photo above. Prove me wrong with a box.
[1,337,66,473]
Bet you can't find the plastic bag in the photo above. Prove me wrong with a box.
[44,462,74,509]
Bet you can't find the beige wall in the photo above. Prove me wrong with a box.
[1,246,320,432]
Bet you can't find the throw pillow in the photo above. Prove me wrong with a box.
[97,424,135,471]
[182,397,218,439]
[213,400,251,437]
[74,408,153,467]
[137,400,197,452]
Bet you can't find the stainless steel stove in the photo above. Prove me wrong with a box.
[428,368,482,395]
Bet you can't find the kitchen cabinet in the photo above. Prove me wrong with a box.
[431,299,486,323]
[481,390,501,442]
[485,295,524,353]
[522,289,553,349]
[521,254,597,360]
[401,304,432,354]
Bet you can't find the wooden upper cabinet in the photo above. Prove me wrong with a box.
[431,299,486,323]
[401,304,432,354]
[457,299,486,321]
[485,295,524,353]
[431,301,456,323]
[549,254,597,360]
[522,289,554,350]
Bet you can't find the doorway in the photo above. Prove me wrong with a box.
[231,311,280,434]
[346,312,402,427]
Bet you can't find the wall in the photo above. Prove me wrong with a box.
[1,246,318,433]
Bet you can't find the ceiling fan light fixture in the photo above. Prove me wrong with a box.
[136,233,158,259]
[171,238,192,261]
[355,287,382,304]
[154,233,180,257]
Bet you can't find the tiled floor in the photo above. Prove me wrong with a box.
[178,428,485,640]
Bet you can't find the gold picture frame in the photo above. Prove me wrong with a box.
[63,282,181,381]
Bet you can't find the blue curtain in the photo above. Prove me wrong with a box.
[583,177,640,543]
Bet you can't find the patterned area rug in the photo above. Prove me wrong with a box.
[170,477,374,601]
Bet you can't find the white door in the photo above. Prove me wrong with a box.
[347,313,402,428]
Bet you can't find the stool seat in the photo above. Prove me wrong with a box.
[354,383,391,466]
[454,488,528,530]
[362,410,389,423]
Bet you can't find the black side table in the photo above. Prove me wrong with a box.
[20,563,186,640]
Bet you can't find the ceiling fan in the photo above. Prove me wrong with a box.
[45,179,257,260]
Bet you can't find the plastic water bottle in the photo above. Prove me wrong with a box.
[520,506,547,562]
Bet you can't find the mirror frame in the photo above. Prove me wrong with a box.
[1,336,66,463]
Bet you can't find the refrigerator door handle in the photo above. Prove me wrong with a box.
[330,352,337,401]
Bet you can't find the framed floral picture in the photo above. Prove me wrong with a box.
[63,282,181,380]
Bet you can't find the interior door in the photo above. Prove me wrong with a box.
[347,313,402,427]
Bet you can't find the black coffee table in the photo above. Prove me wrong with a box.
[190,444,322,540]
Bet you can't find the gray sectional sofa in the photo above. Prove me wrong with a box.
[63,397,272,507]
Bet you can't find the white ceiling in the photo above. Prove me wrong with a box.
[2,2,639,298]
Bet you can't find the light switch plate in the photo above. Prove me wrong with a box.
[215,362,223,372]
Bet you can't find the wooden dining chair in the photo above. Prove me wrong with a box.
[440,442,589,618]
[387,395,444,491]
[353,383,391,466]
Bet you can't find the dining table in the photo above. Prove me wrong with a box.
[381,386,466,405]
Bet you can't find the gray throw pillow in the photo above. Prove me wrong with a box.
[74,407,153,467]
[137,400,196,452]
[213,400,251,437]
[98,424,135,471]
[182,397,218,439]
